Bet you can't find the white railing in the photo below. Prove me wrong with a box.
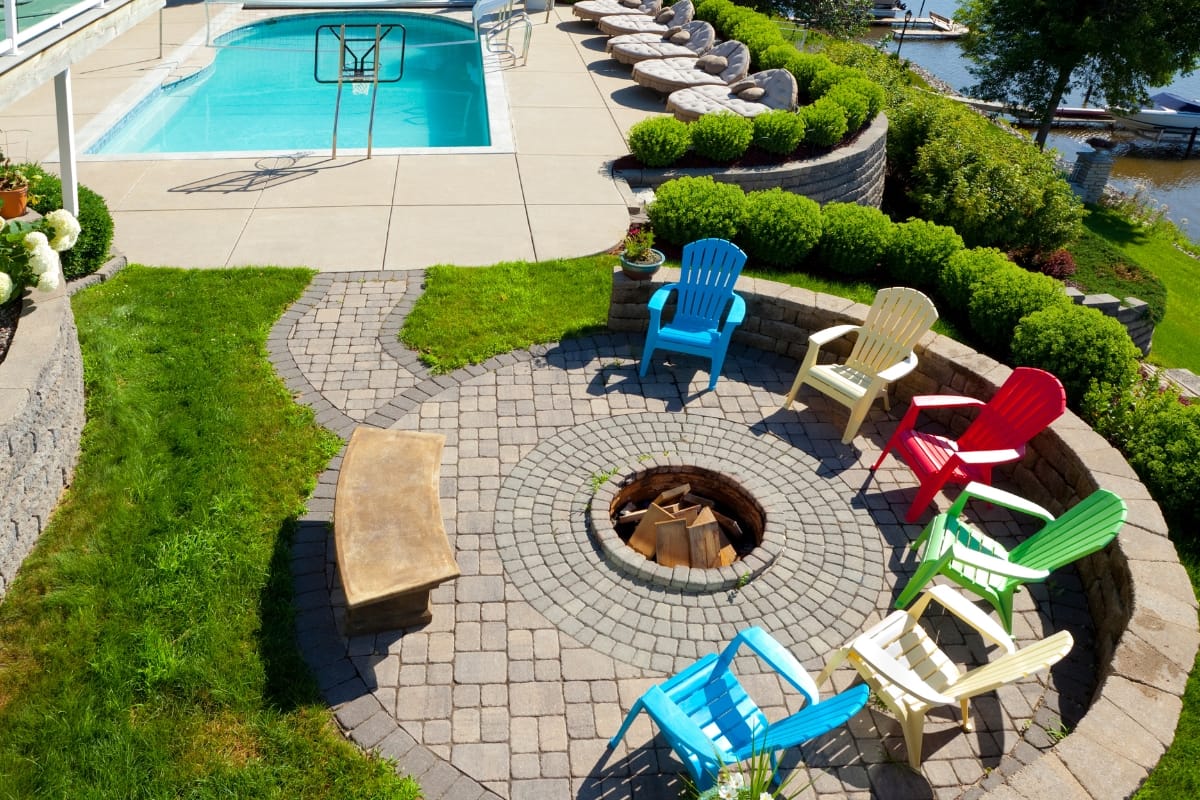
[2,0,109,56]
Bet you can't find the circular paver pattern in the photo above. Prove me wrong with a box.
[495,411,885,674]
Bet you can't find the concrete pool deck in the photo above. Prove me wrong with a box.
[3,2,651,269]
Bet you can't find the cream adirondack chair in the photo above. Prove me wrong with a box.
[782,287,937,444]
[816,584,1073,769]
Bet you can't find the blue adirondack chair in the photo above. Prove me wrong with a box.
[608,627,869,791]
[638,238,748,391]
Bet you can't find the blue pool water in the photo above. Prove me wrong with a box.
[89,12,490,154]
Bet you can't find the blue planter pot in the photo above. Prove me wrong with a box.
[619,248,665,280]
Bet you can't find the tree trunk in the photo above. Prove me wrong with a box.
[1035,64,1076,149]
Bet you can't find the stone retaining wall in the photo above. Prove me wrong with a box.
[610,269,1199,799]
[613,113,888,208]
[0,281,85,598]
[1066,286,1155,355]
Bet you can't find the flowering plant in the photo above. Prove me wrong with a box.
[694,738,808,800]
[0,151,29,192]
[622,225,656,263]
[0,208,80,303]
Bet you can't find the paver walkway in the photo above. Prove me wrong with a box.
[268,272,1099,800]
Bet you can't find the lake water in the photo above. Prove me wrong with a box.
[867,0,1200,235]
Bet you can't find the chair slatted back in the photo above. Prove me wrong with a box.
[957,367,1066,453]
[846,287,938,377]
[1008,489,1126,572]
[673,238,747,329]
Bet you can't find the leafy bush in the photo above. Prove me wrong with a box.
[938,247,1011,312]
[780,52,834,100]
[885,218,964,289]
[822,83,870,130]
[816,202,893,277]
[1084,378,1200,531]
[837,76,886,119]
[752,110,805,155]
[23,163,114,280]
[728,17,786,64]
[809,65,868,98]
[738,188,822,268]
[690,113,753,163]
[1011,304,1141,406]
[911,115,1085,252]
[628,117,691,167]
[885,90,969,183]
[800,97,849,147]
[1033,248,1078,278]
[647,176,746,245]
[967,265,1072,356]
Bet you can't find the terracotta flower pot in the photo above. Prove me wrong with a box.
[619,248,665,280]
[0,186,28,220]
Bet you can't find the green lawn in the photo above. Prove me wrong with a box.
[0,267,418,799]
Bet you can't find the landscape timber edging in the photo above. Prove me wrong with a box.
[610,268,1200,799]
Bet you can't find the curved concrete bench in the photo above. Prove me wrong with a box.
[334,427,459,636]
[610,269,1200,798]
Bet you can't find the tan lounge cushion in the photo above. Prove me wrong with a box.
[670,29,691,43]
[696,54,727,74]
[656,7,675,22]
[738,86,765,101]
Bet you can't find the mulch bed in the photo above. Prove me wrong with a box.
[0,299,19,366]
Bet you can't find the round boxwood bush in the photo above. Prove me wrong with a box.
[689,113,753,163]
[837,76,886,119]
[1012,304,1141,406]
[967,265,1073,356]
[628,116,691,167]
[816,202,893,277]
[885,218,964,289]
[738,188,822,269]
[938,247,1011,313]
[647,176,746,245]
[800,97,849,147]
[752,110,805,155]
[822,83,870,131]
[22,163,114,281]
[809,65,869,99]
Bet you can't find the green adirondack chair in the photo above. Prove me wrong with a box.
[893,482,1127,633]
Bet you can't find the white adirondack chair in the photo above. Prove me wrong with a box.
[816,584,1073,769]
[782,286,937,444]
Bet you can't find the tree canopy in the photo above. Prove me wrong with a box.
[957,0,1200,147]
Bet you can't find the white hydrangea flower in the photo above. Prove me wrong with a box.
[22,230,49,253]
[759,793,773,800]
[28,242,57,277]
[36,264,60,292]
[45,209,80,252]
[0,272,13,304]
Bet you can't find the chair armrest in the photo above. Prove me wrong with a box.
[759,684,869,753]
[910,394,987,411]
[647,283,679,313]
[949,545,1051,583]
[808,324,859,347]
[947,481,1056,523]
[910,584,1016,654]
[724,627,819,704]
[953,448,1023,466]
[850,637,956,706]
[723,292,746,330]
[875,352,918,383]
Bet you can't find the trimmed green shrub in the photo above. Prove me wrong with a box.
[885,218,964,289]
[647,176,746,245]
[1084,377,1200,530]
[628,117,691,167]
[738,188,822,269]
[809,65,869,99]
[938,247,1011,312]
[800,97,849,147]
[689,113,753,163]
[752,110,805,155]
[886,90,969,184]
[967,265,1072,356]
[837,76,886,119]
[784,52,835,100]
[816,202,893,277]
[714,3,758,34]
[728,18,786,64]
[822,83,870,131]
[22,163,115,280]
[1011,304,1141,406]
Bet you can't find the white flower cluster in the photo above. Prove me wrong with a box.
[0,208,80,303]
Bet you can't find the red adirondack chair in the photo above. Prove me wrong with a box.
[871,367,1067,523]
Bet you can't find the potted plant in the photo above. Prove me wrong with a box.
[0,153,29,220]
[619,224,665,280]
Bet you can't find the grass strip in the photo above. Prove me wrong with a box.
[0,267,418,799]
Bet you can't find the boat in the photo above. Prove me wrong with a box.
[1113,92,1200,132]
[870,1,905,20]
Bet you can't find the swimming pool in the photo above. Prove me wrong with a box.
[88,12,493,155]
